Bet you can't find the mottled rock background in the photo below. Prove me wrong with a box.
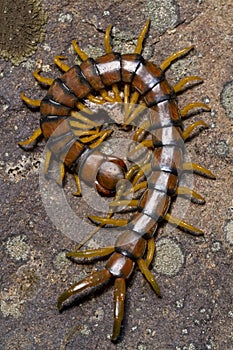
[0,0,232,349]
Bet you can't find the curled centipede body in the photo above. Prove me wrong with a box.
[19,19,215,341]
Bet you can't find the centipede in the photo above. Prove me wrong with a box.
[19,19,215,342]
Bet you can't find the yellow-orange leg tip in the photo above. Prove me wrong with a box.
[182,162,216,179]
[134,19,150,55]
[72,40,88,61]
[33,69,54,86]
[180,102,211,118]
[54,55,70,72]
[21,92,41,107]
[66,246,115,259]
[18,128,42,150]
[137,258,161,297]
[72,173,82,196]
[182,120,209,141]
[160,46,194,72]
[176,186,205,204]
[165,213,204,236]
[144,237,156,268]
[104,24,113,54]
[173,76,203,94]
[88,215,128,227]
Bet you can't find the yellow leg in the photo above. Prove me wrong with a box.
[99,89,119,103]
[176,186,205,203]
[180,102,211,118]
[137,258,161,296]
[89,129,113,149]
[109,199,139,208]
[33,69,54,86]
[129,91,140,108]
[128,140,153,156]
[182,162,216,179]
[70,111,100,128]
[134,19,150,54]
[104,25,113,53]
[66,246,115,259]
[54,55,70,72]
[75,101,92,112]
[72,40,89,61]
[173,76,203,93]
[182,120,208,140]
[21,92,41,107]
[165,213,204,235]
[112,84,122,102]
[57,162,65,186]
[122,181,148,197]
[43,149,52,175]
[73,173,82,196]
[112,277,126,342]
[18,128,42,149]
[124,103,147,129]
[88,215,128,227]
[86,93,105,104]
[125,164,140,181]
[72,128,100,137]
[124,84,130,105]
[69,120,96,130]
[80,129,112,144]
[132,163,152,186]
[160,46,194,72]
[145,238,155,268]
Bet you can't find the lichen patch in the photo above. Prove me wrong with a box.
[0,0,46,65]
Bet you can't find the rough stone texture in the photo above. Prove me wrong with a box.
[0,0,232,349]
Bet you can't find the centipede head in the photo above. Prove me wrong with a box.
[96,156,127,196]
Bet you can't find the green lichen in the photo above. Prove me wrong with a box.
[154,238,184,276]
[6,235,30,261]
[220,80,233,119]
[142,0,180,35]
[0,0,46,65]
